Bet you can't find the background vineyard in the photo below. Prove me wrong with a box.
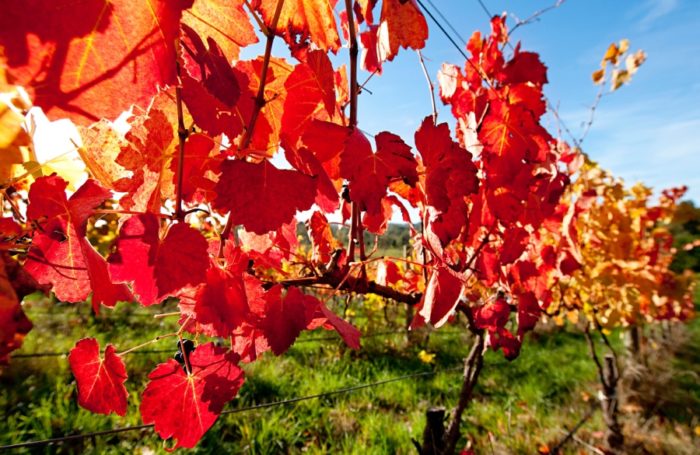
[2,271,699,453]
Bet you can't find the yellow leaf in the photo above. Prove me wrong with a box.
[603,43,620,64]
[625,50,646,75]
[418,350,436,364]
[611,69,630,91]
[618,38,630,55]
[77,120,129,190]
[592,68,605,84]
[0,61,33,186]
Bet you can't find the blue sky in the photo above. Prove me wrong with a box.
[343,0,700,202]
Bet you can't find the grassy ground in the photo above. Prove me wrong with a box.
[1,291,699,454]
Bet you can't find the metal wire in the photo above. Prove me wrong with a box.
[0,366,462,450]
[10,329,464,359]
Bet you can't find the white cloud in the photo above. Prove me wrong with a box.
[636,0,679,30]
[558,95,700,201]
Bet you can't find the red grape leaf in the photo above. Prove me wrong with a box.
[500,226,528,264]
[473,297,510,332]
[179,24,244,140]
[140,343,244,449]
[300,119,348,180]
[362,195,394,234]
[306,211,337,263]
[27,222,133,310]
[182,0,258,61]
[359,0,428,72]
[194,264,266,337]
[113,107,176,213]
[360,25,382,73]
[68,338,128,416]
[25,177,132,308]
[516,291,541,336]
[281,50,336,142]
[0,0,193,124]
[489,327,521,360]
[168,133,222,204]
[27,175,109,230]
[379,0,428,59]
[340,129,417,218]
[499,51,548,87]
[239,220,299,271]
[232,323,271,363]
[256,0,341,53]
[109,215,209,306]
[78,120,130,190]
[417,266,463,327]
[316,301,362,349]
[260,285,319,355]
[376,259,402,287]
[213,159,316,234]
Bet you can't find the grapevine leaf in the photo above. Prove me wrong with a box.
[168,133,222,204]
[306,211,337,264]
[340,129,418,218]
[281,50,336,143]
[213,159,316,234]
[179,25,244,140]
[316,302,362,350]
[414,116,479,244]
[416,266,463,328]
[25,176,132,308]
[109,215,209,306]
[182,0,258,61]
[69,338,128,416]
[140,343,245,449]
[473,297,510,332]
[0,0,193,124]
[113,107,176,213]
[260,285,318,355]
[255,0,341,53]
[194,263,265,337]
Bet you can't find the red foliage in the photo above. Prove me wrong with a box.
[69,338,128,416]
[3,3,686,450]
[140,343,244,449]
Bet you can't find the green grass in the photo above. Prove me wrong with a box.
[1,291,699,454]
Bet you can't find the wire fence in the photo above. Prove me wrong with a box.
[0,366,463,450]
[10,329,466,359]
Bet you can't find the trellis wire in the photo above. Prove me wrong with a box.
[10,329,465,359]
[0,367,462,450]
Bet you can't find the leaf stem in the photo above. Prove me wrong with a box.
[118,332,177,356]
[344,0,359,128]
[243,0,269,37]
[153,311,181,319]
[174,42,188,222]
[416,49,437,122]
[239,0,284,152]
[92,209,173,219]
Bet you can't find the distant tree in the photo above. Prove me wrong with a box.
[670,200,700,272]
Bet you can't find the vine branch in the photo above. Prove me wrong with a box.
[174,42,188,222]
[219,0,284,257]
[443,332,485,454]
